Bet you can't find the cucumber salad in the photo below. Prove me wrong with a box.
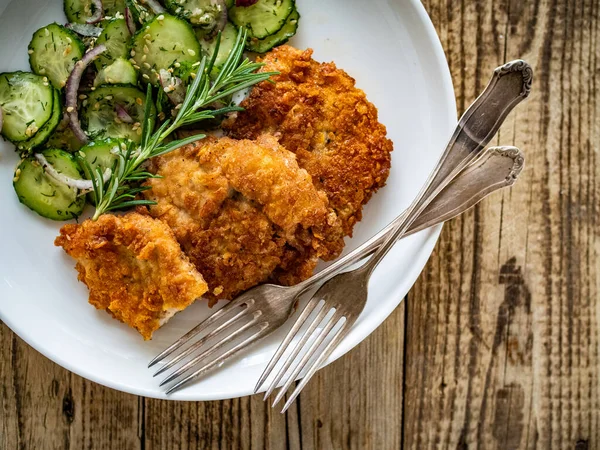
[1,0,299,221]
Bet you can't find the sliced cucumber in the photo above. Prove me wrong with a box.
[28,23,86,90]
[65,0,102,24]
[94,58,138,86]
[229,0,293,39]
[0,72,55,143]
[45,125,85,153]
[13,149,86,220]
[225,0,234,8]
[82,84,155,143]
[95,19,132,69]
[131,14,202,86]
[196,22,238,68]
[17,89,62,153]
[126,0,156,25]
[246,8,298,53]
[165,0,226,28]
[103,0,126,17]
[79,138,122,173]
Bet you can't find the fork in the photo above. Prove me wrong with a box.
[257,62,532,411]
[149,60,532,395]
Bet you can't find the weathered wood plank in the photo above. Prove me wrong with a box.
[141,302,404,450]
[405,0,600,448]
[0,321,141,450]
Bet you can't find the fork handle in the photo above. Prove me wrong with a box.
[357,60,532,276]
[296,145,524,291]
[294,60,532,292]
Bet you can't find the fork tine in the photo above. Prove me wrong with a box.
[153,305,251,377]
[149,298,249,368]
[159,316,261,386]
[262,301,331,400]
[271,313,341,408]
[254,296,322,393]
[280,321,351,413]
[165,324,272,395]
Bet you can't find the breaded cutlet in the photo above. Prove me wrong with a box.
[225,45,394,240]
[55,212,208,340]
[144,134,336,302]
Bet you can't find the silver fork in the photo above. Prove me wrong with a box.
[149,60,532,395]
[257,63,533,412]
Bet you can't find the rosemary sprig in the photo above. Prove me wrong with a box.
[81,28,276,220]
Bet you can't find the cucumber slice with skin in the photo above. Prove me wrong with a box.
[95,19,132,69]
[13,149,86,221]
[246,8,298,53]
[0,72,54,143]
[131,14,202,86]
[79,138,122,173]
[17,89,62,153]
[64,0,101,24]
[82,84,155,143]
[45,124,84,153]
[28,23,85,90]
[94,58,138,86]
[196,22,238,68]
[65,0,126,23]
[229,0,293,39]
[103,0,126,17]
[165,0,226,29]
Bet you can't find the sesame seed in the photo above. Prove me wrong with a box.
[136,98,143,105]
[144,45,149,54]
[144,34,151,40]
[44,28,50,36]
[94,102,100,110]
[174,62,181,68]
[141,54,147,62]
[190,72,197,79]
[187,49,196,56]
[142,74,150,80]
[39,68,46,74]
[66,106,75,113]
[105,95,113,100]
[157,14,165,21]
[130,50,136,57]
[192,61,200,67]
[143,62,151,69]
[27,49,33,54]
[79,94,87,100]
[133,65,141,70]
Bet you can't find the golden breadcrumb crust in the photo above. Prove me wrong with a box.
[55,212,208,340]
[144,135,332,302]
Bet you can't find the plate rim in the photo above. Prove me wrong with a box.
[0,0,457,401]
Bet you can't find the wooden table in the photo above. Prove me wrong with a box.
[2,1,599,448]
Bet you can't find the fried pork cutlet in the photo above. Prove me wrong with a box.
[55,212,208,340]
[225,45,394,239]
[144,134,335,302]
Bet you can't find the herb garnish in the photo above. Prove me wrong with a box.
[80,28,276,220]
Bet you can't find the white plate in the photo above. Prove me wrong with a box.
[0,0,455,400]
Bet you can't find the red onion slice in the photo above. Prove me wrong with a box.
[140,0,165,14]
[86,0,104,24]
[66,44,107,144]
[115,104,134,123]
[203,0,227,40]
[124,7,137,34]
[66,23,103,37]
[35,153,111,191]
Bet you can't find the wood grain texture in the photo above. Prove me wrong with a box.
[1,1,599,449]
[406,0,600,449]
